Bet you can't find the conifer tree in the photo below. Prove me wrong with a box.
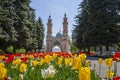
[36,17,44,51]
[0,0,44,52]
[73,0,120,51]
[0,0,18,50]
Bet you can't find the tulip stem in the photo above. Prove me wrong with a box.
[114,61,117,76]
[93,64,96,76]
[99,64,101,77]
[108,67,111,80]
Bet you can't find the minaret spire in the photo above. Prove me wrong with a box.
[49,14,51,19]
[46,15,53,52]
[64,12,66,18]
[63,13,68,36]
[47,15,52,36]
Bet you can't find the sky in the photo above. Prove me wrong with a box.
[30,0,82,37]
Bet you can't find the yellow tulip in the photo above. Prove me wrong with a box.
[73,54,77,58]
[52,53,57,60]
[65,58,71,67]
[79,67,91,80]
[12,61,16,65]
[44,55,52,63]
[72,57,81,70]
[0,56,5,60]
[85,61,90,67]
[20,63,27,73]
[0,67,7,79]
[79,54,86,62]
[105,58,113,67]
[58,57,63,65]
[98,58,103,64]
[32,60,38,66]
[16,59,21,64]
[29,55,34,59]
[12,59,21,65]
[107,70,114,78]
[39,59,45,66]
[0,63,4,68]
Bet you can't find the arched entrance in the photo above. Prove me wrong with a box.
[52,40,62,52]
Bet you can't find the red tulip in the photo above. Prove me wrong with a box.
[20,57,28,63]
[2,58,6,61]
[113,76,120,80]
[113,56,117,61]
[90,51,94,56]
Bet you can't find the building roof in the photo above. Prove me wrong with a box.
[56,30,62,37]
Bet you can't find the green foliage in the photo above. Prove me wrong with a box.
[73,0,120,50]
[116,43,120,50]
[16,48,26,53]
[0,0,18,50]
[70,41,78,52]
[91,70,101,80]
[72,0,90,49]
[0,0,44,51]
[36,17,44,50]
[6,45,14,53]
[0,49,3,54]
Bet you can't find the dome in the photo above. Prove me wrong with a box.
[52,46,61,52]
[56,31,62,37]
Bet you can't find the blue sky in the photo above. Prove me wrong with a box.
[30,0,82,37]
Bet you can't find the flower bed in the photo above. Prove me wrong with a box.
[0,52,119,80]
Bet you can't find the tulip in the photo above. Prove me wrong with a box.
[0,67,7,79]
[8,77,12,80]
[89,51,94,56]
[113,76,120,80]
[19,63,27,73]
[79,67,91,80]
[29,55,34,59]
[57,57,63,65]
[44,55,52,63]
[52,53,57,60]
[98,58,103,65]
[0,55,5,60]
[65,58,71,67]
[12,59,21,65]
[32,60,38,66]
[79,54,86,62]
[41,65,56,79]
[107,70,114,79]
[72,57,81,70]
[85,61,90,67]
[39,59,45,66]
[19,74,24,80]
[0,63,4,68]
[105,58,113,67]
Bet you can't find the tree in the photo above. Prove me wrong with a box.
[73,0,120,52]
[88,0,120,50]
[70,41,78,53]
[72,0,90,51]
[13,0,34,50]
[0,0,45,52]
[36,17,44,51]
[0,0,18,50]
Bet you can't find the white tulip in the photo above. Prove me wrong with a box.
[41,65,56,79]
[19,74,24,80]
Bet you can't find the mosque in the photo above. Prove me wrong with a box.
[46,14,70,52]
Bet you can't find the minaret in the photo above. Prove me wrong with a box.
[47,15,52,36]
[46,15,53,52]
[62,13,70,52]
[63,13,68,36]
